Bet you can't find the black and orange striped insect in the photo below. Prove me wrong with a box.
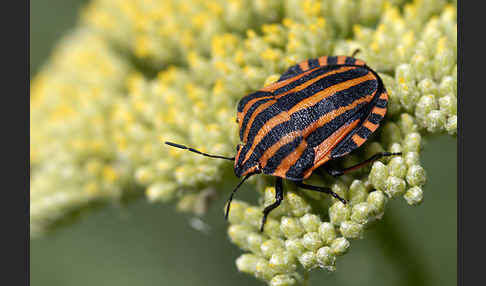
[166,51,400,231]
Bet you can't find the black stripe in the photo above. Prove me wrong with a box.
[238,90,272,112]
[306,103,370,147]
[308,58,319,69]
[281,77,378,116]
[327,56,337,65]
[237,106,285,164]
[278,64,304,82]
[345,57,356,65]
[262,136,303,175]
[368,113,383,124]
[329,91,387,159]
[238,154,259,176]
[273,65,345,96]
[285,148,315,180]
[356,126,372,139]
[330,135,358,158]
[275,68,372,110]
[248,65,356,113]
[237,91,273,112]
[239,97,274,140]
[376,98,387,108]
[234,157,257,177]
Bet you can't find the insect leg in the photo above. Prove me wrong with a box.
[351,49,361,57]
[260,177,284,232]
[325,152,401,177]
[295,181,347,204]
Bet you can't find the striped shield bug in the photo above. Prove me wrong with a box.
[166,50,400,231]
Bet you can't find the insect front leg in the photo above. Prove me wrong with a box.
[324,152,401,177]
[260,177,284,232]
[295,181,347,204]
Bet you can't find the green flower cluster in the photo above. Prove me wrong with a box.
[31,0,456,284]
[228,115,428,285]
[334,3,457,134]
[30,30,134,235]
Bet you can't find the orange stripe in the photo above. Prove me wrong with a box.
[354,59,365,66]
[241,165,259,176]
[237,112,243,130]
[288,72,375,115]
[352,133,366,146]
[313,119,360,163]
[272,139,308,178]
[372,106,387,117]
[379,92,388,100]
[274,66,356,99]
[260,62,357,94]
[241,111,290,164]
[260,66,322,92]
[302,119,360,179]
[337,56,347,65]
[318,56,328,66]
[299,60,309,71]
[258,131,301,169]
[240,96,274,122]
[242,100,276,142]
[234,145,242,169]
[363,120,379,132]
[302,92,376,136]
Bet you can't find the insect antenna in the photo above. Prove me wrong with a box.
[225,173,253,220]
[165,141,235,161]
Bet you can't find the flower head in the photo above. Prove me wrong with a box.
[31,0,456,284]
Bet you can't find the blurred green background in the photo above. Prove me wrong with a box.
[30,1,457,285]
